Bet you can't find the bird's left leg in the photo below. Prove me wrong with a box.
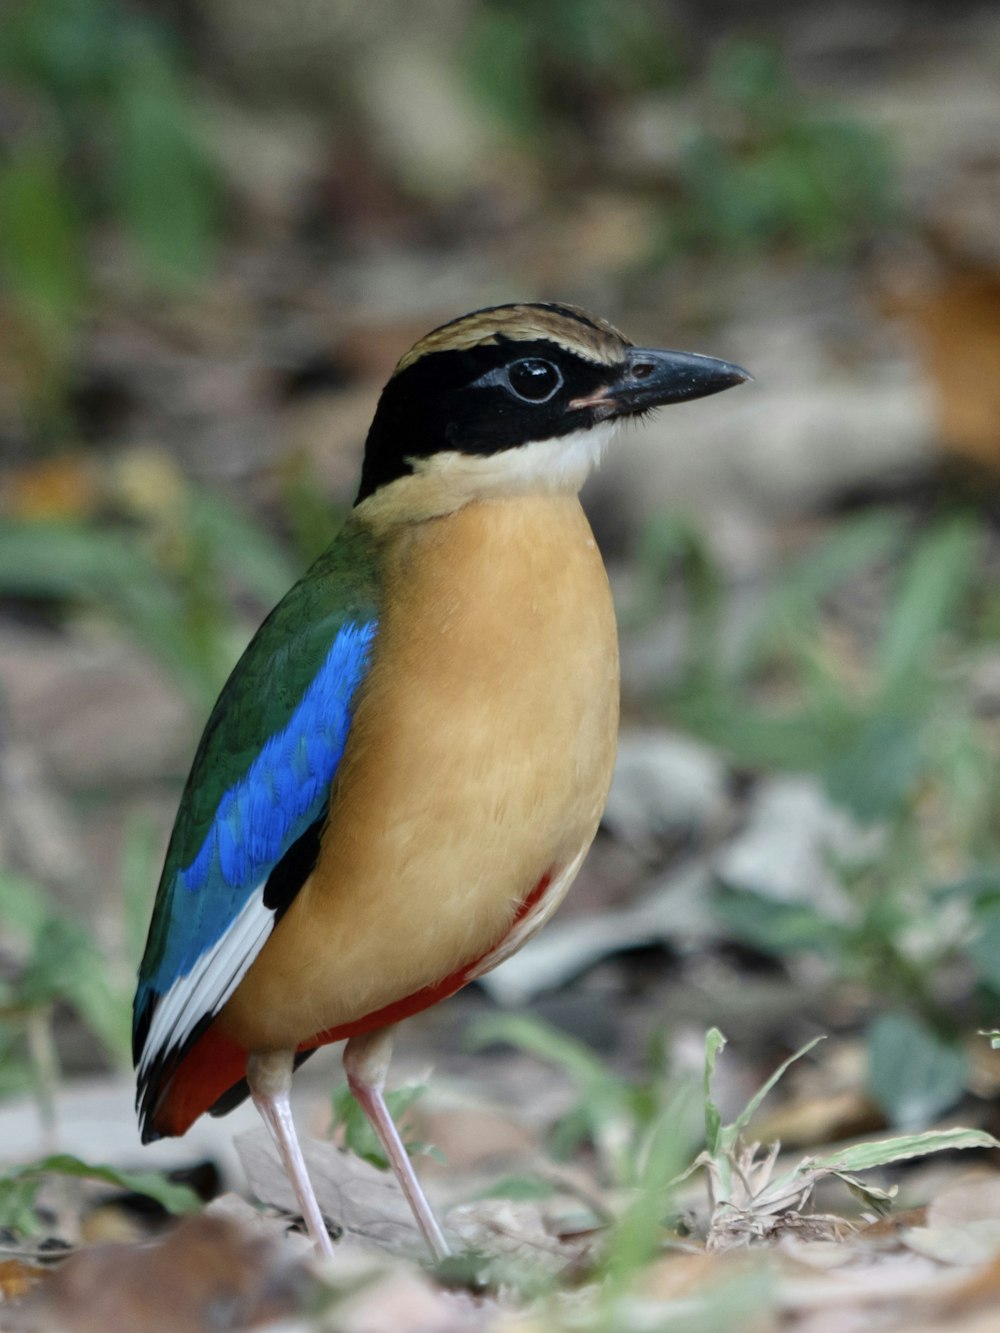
[247,1048,335,1257]
[343,1026,450,1261]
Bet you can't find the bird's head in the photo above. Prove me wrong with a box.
[355,303,749,523]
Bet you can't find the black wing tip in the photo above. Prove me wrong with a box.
[132,988,155,1067]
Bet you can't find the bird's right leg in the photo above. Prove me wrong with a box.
[343,1026,450,1261]
[247,1048,334,1257]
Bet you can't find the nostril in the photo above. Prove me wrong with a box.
[631,361,655,380]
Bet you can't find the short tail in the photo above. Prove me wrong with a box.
[138,1027,249,1142]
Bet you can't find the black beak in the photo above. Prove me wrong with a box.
[603,347,752,416]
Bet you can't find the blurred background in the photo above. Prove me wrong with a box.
[2,0,1000,1201]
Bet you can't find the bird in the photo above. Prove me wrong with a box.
[132,302,749,1260]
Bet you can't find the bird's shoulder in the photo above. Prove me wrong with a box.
[140,518,382,973]
[176,517,380,843]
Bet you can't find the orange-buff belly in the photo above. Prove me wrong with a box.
[150,870,553,1138]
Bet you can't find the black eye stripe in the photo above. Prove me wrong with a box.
[357,339,617,501]
[506,358,562,403]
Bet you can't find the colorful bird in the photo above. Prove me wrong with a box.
[133,303,749,1258]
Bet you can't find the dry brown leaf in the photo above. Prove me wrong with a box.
[641,1250,734,1301]
[0,1258,47,1304]
[928,1177,1000,1230]
[904,267,1000,467]
[904,1221,1000,1267]
[902,1177,1000,1269]
[750,1091,881,1151]
[4,1214,311,1333]
[778,1238,860,1271]
[939,1250,1000,1318]
[236,1126,433,1256]
[709,1207,855,1252]
[78,1203,147,1247]
[205,1190,314,1251]
[1,459,99,522]
[859,1206,928,1240]
[335,1267,492,1333]
[446,1199,600,1276]
[416,1105,537,1176]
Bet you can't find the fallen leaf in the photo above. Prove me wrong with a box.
[0,1257,46,1302]
[2,459,99,522]
[858,1205,928,1239]
[715,775,871,916]
[927,1176,1000,1229]
[602,729,727,854]
[750,1090,882,1151]
[205,1190,314,1252]
[941,1250,1000,1316]
[446,1198,600,1276]
[416,1103,538,1174]
[334,1266,489,1333]
[642,1249,742,1301]
[903,1223,1000,1267]
[903,1177,1000,1267]
[5,1213,312,1332]
[236,1126,432,1256]
[903,267,1000,468]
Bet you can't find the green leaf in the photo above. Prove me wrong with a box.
[605,1085,696,1287]
[876,517,978,699]
[186,490,298,607]
[110,28,215,280]
[0,871,53,938]
[0,519,217,705]
[938,863,1000,906]
[0,876,130,1064]
[467,1013,637,1182]
[0,1154,200,1233]
[867,1013,967,1128]
[714,889,843,957]
[741,510,904,675]
[121,813,162,968]
[834,1171,897,1216]
[463,9,540,137]
[477,1174,558,1202]
[968,903,1000,994]
[630,511,722,659]
[810,1126,998,1175]
[702,1028,726,1155]
[823,712,923,821]
[0,136,84,329]
[0,1176,42,1236]
[726,1035,825,1146]
[330,1082,429,1171]
[468,1013,612,1091]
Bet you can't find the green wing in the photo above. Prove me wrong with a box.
[133,517,381,1116]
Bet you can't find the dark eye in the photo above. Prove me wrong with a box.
[506,358,562,403]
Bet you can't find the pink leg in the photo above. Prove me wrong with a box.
[247,1049,334,1257]
[343,1027,450,1262]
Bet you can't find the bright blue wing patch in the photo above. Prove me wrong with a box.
[144,618,377,996]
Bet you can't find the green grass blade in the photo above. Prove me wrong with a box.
[0,1154,200,1233]
[702,1028,726,1154]
[726,1035,825,1146]
[876,516,979,699]
[811,1127,998,1174]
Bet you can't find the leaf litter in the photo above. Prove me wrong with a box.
[3,1036,1000,1331]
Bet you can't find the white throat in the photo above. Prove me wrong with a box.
[357,421,618,527]
[418,420,617,495]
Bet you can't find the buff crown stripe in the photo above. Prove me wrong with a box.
[393,303,632,375]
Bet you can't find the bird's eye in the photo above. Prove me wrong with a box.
[506,358,563,403]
